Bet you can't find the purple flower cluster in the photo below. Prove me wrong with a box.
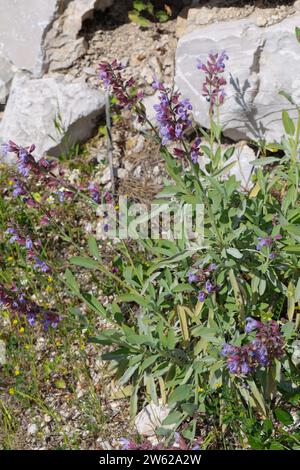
[1,141,55,179]
[88,182,101,203]
[0,284,60,329]
[197,50,228,113]
[6,227,50,273]
[188,263,218,302]
[221,318,285,375]
[256,234,282,259]
[152,79,192,145]
[98,60,143,109]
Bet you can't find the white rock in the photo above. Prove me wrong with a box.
[117,168,129,179]
[0,0,114,76]
[225,144,255,190]
[0,339,6,365]
[0,72,105,157]
[27,423,38,435]
[176,16,300,143]
[100,166,111,184]
[292,340,300,366]
[0,52,17,106]
[0,0,62,76]
[44,0,114,72]
[134,402,172,438]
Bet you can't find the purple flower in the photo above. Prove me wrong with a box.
[188,272,199,284]
[205,279,214,294]
[245,317,260,334]
[222,320,284,375]
[98,60,143,109]
[197,50,228,113]
[190,137,202,164]
[198,291,206,302]
[153,86,192,144]
[33,257,49,273]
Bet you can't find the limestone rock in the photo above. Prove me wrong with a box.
[0,0,64,76]
[0,0,114,76]
[0,52,17,106]
[0,72,105,157]
[44,0,114,72]
[0,339,6,365]
[176,16,300,143]
[134,402,172,438]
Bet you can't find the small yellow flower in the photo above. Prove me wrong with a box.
[7,256,13,262]
[198,387,204,393]
[47,276,53,283]
[15,369,20,376]
[56,340,62,347]
[8,180,14,186]
[25,344,30,350]
[45,285,52,293]
[12,319,18,326]
[19,327,25,334]
[8,388,15,395]
[114,204,119,210]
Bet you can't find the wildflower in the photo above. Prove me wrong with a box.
[188,272,199,284]
[0,284,60,330]
[15,369,20,376]
[197,50,228,113]
[245,317,260,333]
[153,83,192,144]
[205,279,214,294]
[8,388,15,395]
[88,182,100,203]
[190,137,202,164]
[98,60,143,109]
[256,236,273,250]
[222,319,284,375]
[47,276,53,283]
[198,291,206,302]
[32,257,49,273]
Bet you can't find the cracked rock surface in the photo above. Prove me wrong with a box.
[176,14,300,142]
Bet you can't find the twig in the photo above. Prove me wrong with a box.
[105,91,116,194]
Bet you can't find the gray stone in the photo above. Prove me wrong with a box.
[44,0,114,72]
[134,402,173,438]
[222,144,255,190]
[176,16,300,143]
[27,423,38,435]
[0,72,105,157]
[0,52,17,106]
[0,0,114,76]
[0,339,6,365]
[0,0,63,76]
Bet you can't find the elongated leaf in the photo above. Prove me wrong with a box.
[70,256,99,270]
[282,110,295,136]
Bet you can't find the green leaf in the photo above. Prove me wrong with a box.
[251,157,280,167]
[296,26,300,43]
[282,110,295,136]
[227,247,243,259]
[119,363,140,386]
[275,407,293,426]
[283,245,300,253]
[64,269,80,293]
[168,384,193,404]
[162,411,183,426]
[88,236,101,260]
[279,90,296,106]
[285,225,300,238]
[118,293,149,308]
[70,256,99,269]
